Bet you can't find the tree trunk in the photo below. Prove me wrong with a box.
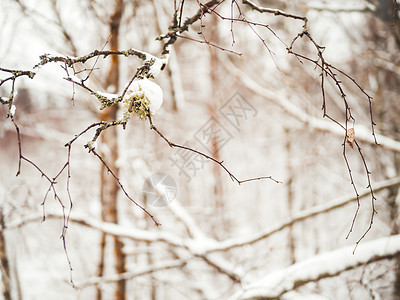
[285,128,296,264]
[0,208,11,300]
[97,1,126,299]
[208,13,226,239]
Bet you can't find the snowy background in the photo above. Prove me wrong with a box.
[1,0,400,299]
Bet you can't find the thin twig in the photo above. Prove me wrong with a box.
[9,115,75,285]
[147,113,281,185]
[90,149,160,226]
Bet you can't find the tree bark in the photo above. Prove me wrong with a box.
[0,208,11,300]
[97,1,126,299]
[208,13,226,239]
[285,128,296,265]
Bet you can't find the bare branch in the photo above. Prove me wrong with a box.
[89,149,160,226]
[6,115,75,286]
[221,53,400,152]
[148,113,281,185]
[157,0,223,53]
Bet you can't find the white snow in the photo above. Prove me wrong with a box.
[44,52,69,59]
[236,234,400,299]
[145,53,169,77]
[283,291,331,300]
[2,1,399,299]
[154,182,167,197]
[96,91,119,99]
[125,78,163,114]
[9,105,16,117]
[68,75,82,84]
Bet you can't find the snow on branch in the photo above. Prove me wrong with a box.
[166,200,243,282]
[167,200,210,240]
[242,0,307,24]
[7,177,399,257]
[1,35,280,232]
[6,212,185,247]
[35,48,149,68]
[75,259,187,288]
[307,3,376,13]
[204,177,400,254]
[157,0,223,53]
[37,44,280,194]
[6,176,399,289]
[64,204,243,282]
[235,234,400,299]
[1,48,170,226]
[1,2,394,293]
[6,210,243,283]
[0,67,36,118]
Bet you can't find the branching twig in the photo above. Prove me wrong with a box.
[147,113,281,185]
[8,115,75,286]
[34,49,147,68]
[350,140,377,253]
[189,0,380,244]
[0,1,386,288]
[157,0,223,53]
[205,177,400,254]
[63,118,160,226]
[242,0,308,25]
[90,149,160,226]
[286,30,378,244]
[175,34,242,55]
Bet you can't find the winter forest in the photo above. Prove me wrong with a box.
[1,0,400,299]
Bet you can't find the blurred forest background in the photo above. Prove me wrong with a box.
[1,0,400,299]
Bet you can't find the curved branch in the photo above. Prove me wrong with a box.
[220,53,400,153]
[148,114,281,185]
[205,177,400,254]
[75,259,188,288]
[236,234,400,299]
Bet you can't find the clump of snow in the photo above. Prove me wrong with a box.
[45,52,69,59]
[96,91,119,99]
[122,78,163,120]
[9,105,16,117]
[145,53,169,78]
